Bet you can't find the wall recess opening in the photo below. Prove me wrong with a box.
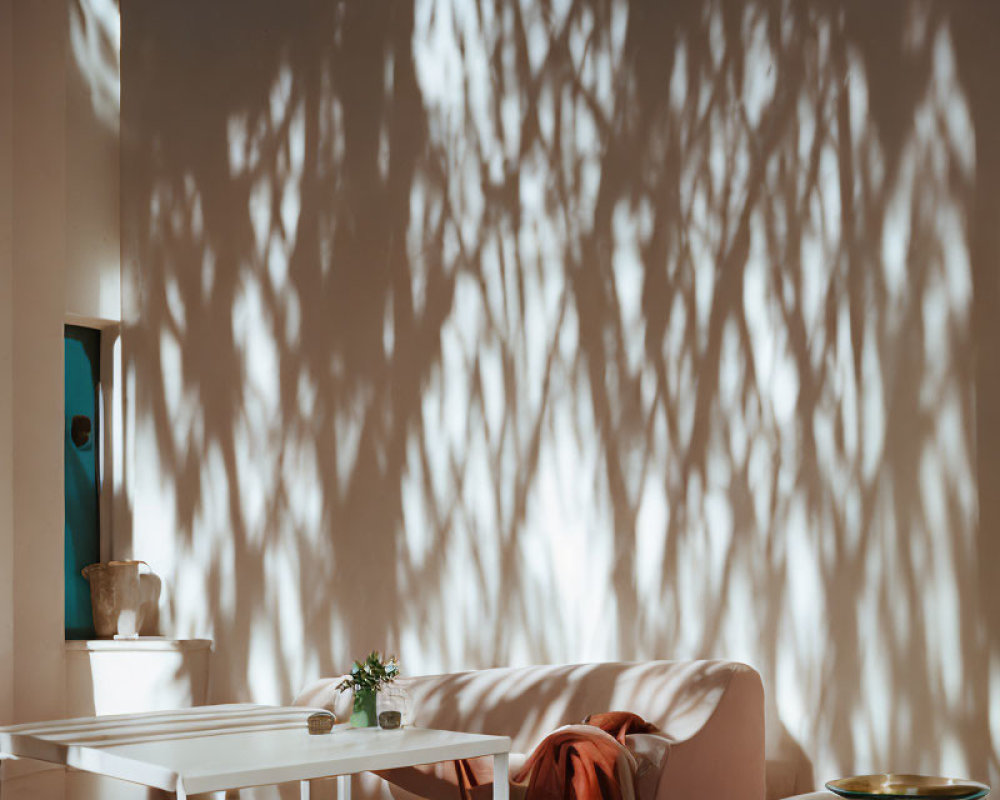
[64,324,101,640]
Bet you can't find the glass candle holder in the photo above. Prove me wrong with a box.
[377,684,412,727]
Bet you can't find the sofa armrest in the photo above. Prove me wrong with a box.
[654,663,766,800]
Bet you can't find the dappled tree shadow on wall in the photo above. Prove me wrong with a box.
[120,0,999,788]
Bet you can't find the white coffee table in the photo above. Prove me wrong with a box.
[0,704,511,799]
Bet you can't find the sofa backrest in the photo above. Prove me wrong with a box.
[296,659,758,757]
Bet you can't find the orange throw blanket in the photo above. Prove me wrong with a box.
[376,712,666,800]
[513,713,659,800]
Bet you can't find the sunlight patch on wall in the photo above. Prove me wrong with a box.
[70,0,120,130]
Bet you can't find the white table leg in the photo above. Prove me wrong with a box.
[493,753,509,800]
[336,774,351,800]
[300,779,311,799]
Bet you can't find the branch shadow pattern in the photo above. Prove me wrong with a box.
[120,0,999,788]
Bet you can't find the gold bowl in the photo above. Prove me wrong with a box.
[826,775,989,799]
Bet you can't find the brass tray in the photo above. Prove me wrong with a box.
[826,775,990,799]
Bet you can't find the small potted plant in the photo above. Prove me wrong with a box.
[337,651,400,728]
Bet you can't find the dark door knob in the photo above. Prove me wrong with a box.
[71,415,92,448]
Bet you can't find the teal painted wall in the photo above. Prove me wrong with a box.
[64,325,100,640]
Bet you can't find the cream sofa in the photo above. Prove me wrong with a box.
[295,660,768,800]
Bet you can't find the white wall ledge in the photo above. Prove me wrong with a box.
[65,638,212,653]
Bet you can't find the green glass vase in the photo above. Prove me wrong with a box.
[350,688,377,727]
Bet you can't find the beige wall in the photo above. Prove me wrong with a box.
[0,0,14,730]
[66,0,120,324]
[11,0,70,725]
[120,0,999,788]
[0,0,120,728]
